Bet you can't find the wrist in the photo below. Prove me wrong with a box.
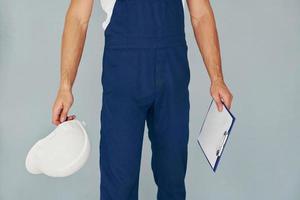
[59,84,72,92]
[210,76,224,84]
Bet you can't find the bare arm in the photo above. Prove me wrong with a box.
[52,0,94,125]
[187,0,233,111]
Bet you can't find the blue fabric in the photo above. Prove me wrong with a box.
[100,0,190,199]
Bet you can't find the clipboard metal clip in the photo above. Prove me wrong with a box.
[216,131,229,157]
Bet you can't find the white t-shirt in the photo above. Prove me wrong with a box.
[100,0,185,30]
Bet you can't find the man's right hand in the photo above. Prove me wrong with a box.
[52,88,76,126]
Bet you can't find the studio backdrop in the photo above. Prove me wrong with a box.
[0,0,299,199]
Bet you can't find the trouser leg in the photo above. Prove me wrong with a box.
[100,47,156,200]
[100,96,146,200]
[147,45,190,200]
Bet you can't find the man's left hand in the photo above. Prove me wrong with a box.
[210,79,233,112]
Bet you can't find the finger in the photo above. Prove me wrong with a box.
[221,92,232,110]
[222,94,230,109]
[213,93,223,112]
[227,96,233,110]
[52,104,63,125]
[67,115,76,121]
[60,106,70,123]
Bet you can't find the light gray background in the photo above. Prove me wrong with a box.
[1,0,299,199]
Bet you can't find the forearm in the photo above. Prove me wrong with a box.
[188,0,223,83]
[52,0,94,125]
[59,7,89,91]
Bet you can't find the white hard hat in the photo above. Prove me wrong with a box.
[25,119,91,177]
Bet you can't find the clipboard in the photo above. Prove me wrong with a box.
[197,98,236,172]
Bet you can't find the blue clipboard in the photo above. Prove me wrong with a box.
[197,99,236,172]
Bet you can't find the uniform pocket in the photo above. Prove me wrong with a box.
[101,48,136,95]
[101,48,114,95]
[174,45,190,87]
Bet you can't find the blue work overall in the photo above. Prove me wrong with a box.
[100,0,190,199]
